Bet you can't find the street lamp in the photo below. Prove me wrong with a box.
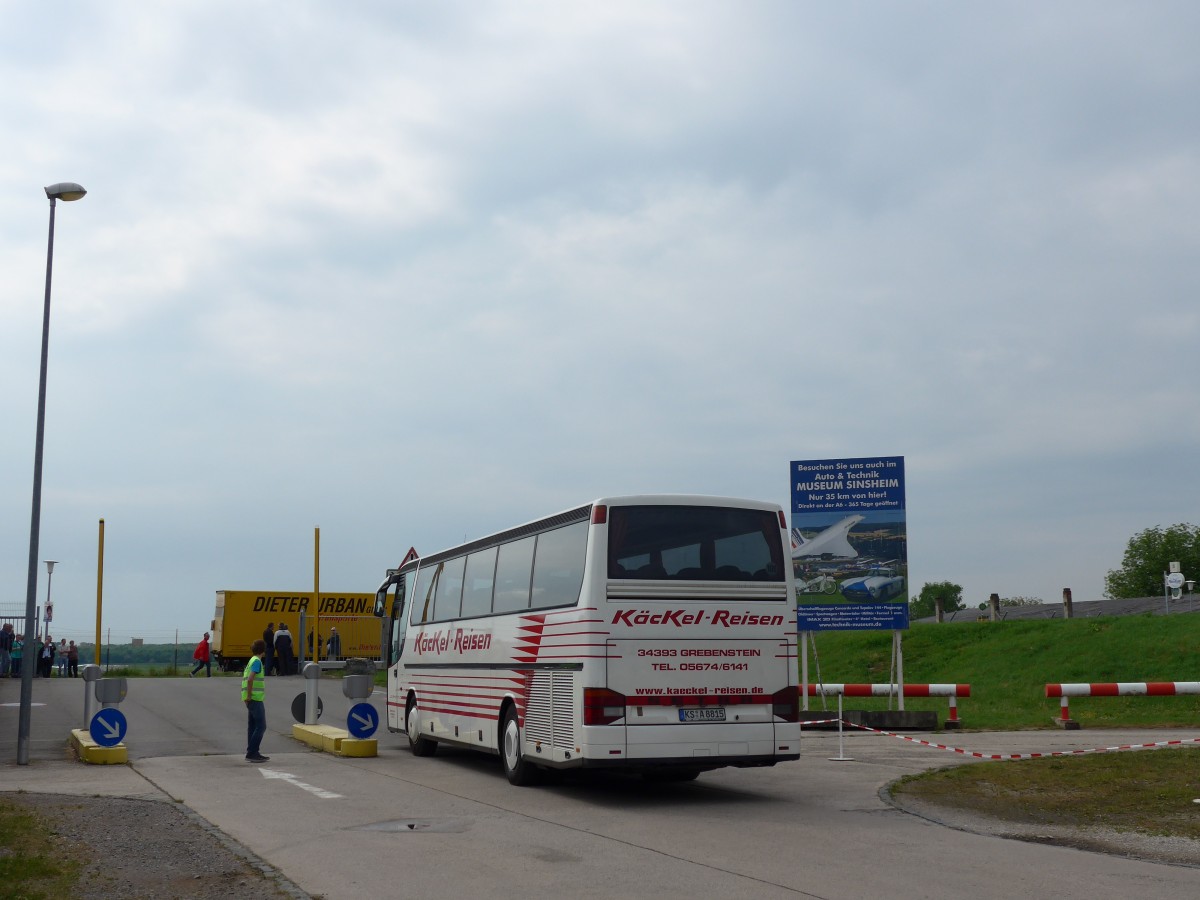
[17,182,86,766]
[44,561,57,635]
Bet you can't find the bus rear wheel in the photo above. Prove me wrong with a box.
[500,706,541,786]
[406,698,437,757]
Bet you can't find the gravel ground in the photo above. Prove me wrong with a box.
[6,793,308,900]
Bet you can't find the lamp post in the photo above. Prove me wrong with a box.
[43,560,57,637]
[17,182,86,766]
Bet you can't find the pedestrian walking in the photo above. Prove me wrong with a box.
[242,639,269,762]
[263,622,276,675]
[189,632,212,677]
[274,623,294,675]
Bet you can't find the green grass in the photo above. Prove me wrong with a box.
[893,747,1200,840]
[806,614,1200,729]
[819,616,1200,846]
[102,665,191,677]
[0,798,81,899]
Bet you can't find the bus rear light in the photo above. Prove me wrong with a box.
[583,688,625,725]
[772,685,800,723]
[592,504,608,525]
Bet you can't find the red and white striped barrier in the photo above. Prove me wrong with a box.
[806,683,970,697]
[806,683,971,725]
[1045,682,1200,725]
[842,720,1200,760]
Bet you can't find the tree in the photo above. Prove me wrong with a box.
[1105,523,1200,599]
[909,581,964,618]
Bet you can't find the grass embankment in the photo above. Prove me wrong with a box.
[818,615,1200,848]
[0,799,80,899]
[807,614,1200,729]
[892,747,1200,841]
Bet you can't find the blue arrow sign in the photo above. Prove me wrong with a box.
[90,708,127,747]
[347,702,378,739]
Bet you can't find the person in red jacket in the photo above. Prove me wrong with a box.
[189,632,212,677]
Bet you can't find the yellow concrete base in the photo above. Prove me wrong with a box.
[292,723,377,757]
[70,729,128,765]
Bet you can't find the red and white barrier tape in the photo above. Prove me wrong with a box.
[811,719,1200,760]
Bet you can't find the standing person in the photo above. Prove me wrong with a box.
[57,639,68,677]
[10,635,22,677]
[0,623,12,678]
[241,639,269,763]
[66,640,79,677]
[263,622,276,676]
[189,632,212,677]
[274,623,294,676]
[326,626,342,661]
[38,635,55,678]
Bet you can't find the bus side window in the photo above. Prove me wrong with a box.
[492,536,535,613]
[432,556,466,621]
[391,598,403,662]
[410,564,438,625]
[530,520,588,610]
[461,547,498,618]
[391,575,408,663]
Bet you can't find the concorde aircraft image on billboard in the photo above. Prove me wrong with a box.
[839,574,907,602]
[789,514,865,560]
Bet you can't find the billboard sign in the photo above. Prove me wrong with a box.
[797,602,910,632]
[790,456,908,625]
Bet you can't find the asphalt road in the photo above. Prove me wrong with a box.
[3,675,1199,899]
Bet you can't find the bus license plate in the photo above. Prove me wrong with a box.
[679,708,726,723]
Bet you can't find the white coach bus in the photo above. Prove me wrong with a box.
[374,495,801,785]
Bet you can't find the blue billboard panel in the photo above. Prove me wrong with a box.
[790,456,908,612]
[797,603,910,632]
[791,456,905,515]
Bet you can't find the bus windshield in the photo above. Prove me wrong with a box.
[607,504,785,581]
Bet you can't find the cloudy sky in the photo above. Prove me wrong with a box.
[2,2,1197,642]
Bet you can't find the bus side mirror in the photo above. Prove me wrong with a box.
[373,589,387,617]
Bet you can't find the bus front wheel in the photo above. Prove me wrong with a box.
[500,706,541,786]
[406,698,437,757]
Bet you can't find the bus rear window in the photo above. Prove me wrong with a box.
[607,505,784,582]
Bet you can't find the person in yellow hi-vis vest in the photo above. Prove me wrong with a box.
[242,639,269,762]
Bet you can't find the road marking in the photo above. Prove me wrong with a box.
[259,768,343,799]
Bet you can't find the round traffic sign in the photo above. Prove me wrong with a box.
[347,702,379,739]
[291,692,323,723]
[89,708,127,747]
[1166,572,1185,590]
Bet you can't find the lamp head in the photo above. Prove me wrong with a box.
[44,560,57,575]
[44,182,87,202]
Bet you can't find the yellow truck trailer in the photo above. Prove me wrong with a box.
[211,590,382,671]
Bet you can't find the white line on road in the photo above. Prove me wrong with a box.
[259,768,343,799]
